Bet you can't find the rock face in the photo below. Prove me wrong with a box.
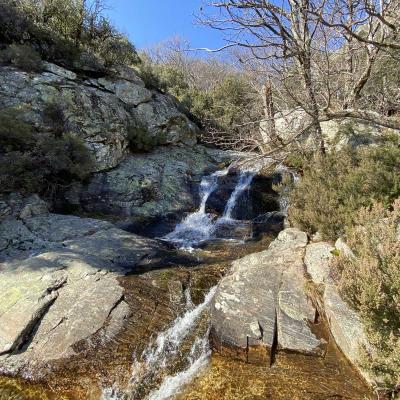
[0,194,162,377]
[63,145,231,220]
[305,239,379,386]
[211,228,325,363]
[0,62,198,171]
[260,108,400,152]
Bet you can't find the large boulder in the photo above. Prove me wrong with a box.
[0,203,162,378]
[0,62,198,171]
[63,145,226,220]
[211,228,325,363]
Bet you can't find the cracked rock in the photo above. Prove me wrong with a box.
[211,228,325,363]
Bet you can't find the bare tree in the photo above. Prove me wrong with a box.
[199,0,400,154]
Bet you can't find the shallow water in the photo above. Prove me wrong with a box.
[0,234,375,400]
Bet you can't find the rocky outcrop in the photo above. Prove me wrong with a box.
[304,238,379,386]
[211,228,326,363]
[260,108,400,152]
[304,242,334,284]
[0,62,198,171]
[63,145,239,220]
[0,194,162,378]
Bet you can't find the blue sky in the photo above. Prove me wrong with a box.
[105,0,226,50]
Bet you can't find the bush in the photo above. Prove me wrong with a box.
[0,108,93,195]
[127,123,167,152]
[288,144,400,239]
[0,109,37,152]
[43,102,67,137]
[333,201,400,389]
[0,43,43,71]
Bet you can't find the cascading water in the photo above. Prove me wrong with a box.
[163,168,258,248]
[161,169,228,248]
[102,287,217,400]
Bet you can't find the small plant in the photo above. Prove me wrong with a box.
[43,102,67,137]
[0,44,42,72]
[127,123,167,152]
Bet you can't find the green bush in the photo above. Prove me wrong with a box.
[0,0,139,70]
[0,109,36,152]
[127,123,167,152]
[333,201,400,389]
[0,108,93,195]
[43,102,67,137]
[288,144,400,239]
[0,43,42,71]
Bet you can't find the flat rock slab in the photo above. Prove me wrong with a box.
[0,213,162,377]
[211,228,324,362]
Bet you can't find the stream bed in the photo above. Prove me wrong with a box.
[0,168,375,400]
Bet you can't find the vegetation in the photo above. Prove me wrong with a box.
[139,46,263,151]
[0,43,42,71]
[127,123,167,152]
[288,144,400,240]
[0,108,93,195]
[0,0,139,70]
[333,202,400,388]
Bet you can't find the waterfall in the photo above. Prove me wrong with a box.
[161,169,228,248]
[163,168,258,248]
[221,171,256,220]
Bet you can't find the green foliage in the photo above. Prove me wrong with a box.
[0,108,93,195]
[288,144,400,240]
[0,0,139,69]
[127,123,167,152]
[333,201,400,388]
[0,108,36,152]
[43,101,67,136]
[0,43,43,71]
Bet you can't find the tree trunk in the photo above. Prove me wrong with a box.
[262,79,282,149]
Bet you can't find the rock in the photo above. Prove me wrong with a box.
[335,237,355,259]
[211,228,324,363]
[0,208,162,377]
[323,282,376,384]
[64,145,221,220]
[212,220,253,240]
[0,63,198,171]
[260,108,400,152]
[304,242,334,284]
[0,193,48,221]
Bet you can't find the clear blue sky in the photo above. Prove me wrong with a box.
[105,0,226,50]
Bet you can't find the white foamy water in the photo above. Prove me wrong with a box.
[163,168,258,248]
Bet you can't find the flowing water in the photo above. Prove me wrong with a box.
[0,166,375,400]
[163,168,258,248]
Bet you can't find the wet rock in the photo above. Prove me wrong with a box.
[211,228,325,363]
[64,146,221,220]
[212,220,253,240]
[0,211,161,377]
[304,242,334,284]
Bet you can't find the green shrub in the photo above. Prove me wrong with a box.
[0,44,42,71]
[43,102,67,137]
[0,108,93,195]
[333,201,400,389]
[0,109,36,152]
[127,123,167,152]
[288,145,400,240]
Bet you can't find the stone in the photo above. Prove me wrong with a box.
[0,210,163,377]
[304,242,335,284]
[335,237,355,259]
[64,145,221,220]
[0,63,199,172]
[211,228,324,362]
[323,282,376,384]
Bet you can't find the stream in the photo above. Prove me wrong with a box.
[0,166,374,400]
